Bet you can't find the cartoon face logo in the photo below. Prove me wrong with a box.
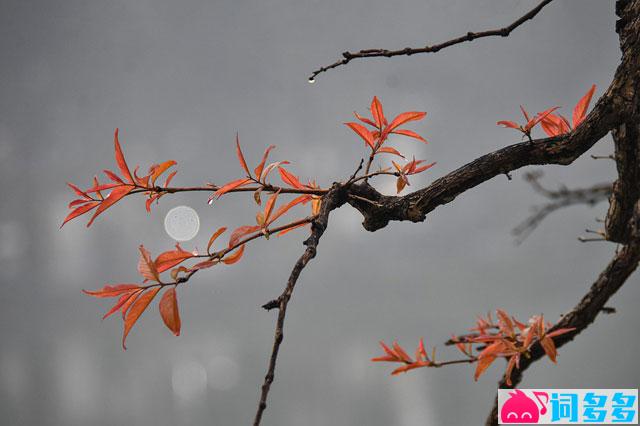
[500,390,548,423]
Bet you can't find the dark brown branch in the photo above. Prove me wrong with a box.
[485,201,640,426]
[253,184,347,426]
[309,0,554,81]
[512,171,612,243]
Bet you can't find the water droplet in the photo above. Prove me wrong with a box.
[308,77,315,84]
[208,198,214,205]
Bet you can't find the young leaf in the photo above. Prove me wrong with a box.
[229,225,261,247]
[212,178,251,199]
[371,96,386,128]
[114,129,134,184]
[102,291,138,320]
[223,244,245,265]
[254,145,276,179]
[138,245,160,282]
[122,286,161,349]
[159,287,181,336]
[391,129,427,143]
[278,167,305,189]
[61,201,100,228]
[235,134,251,177]
[207,227,227,254]
[86,185,135,227]
[385,111,426,134]
[149,160,177,186]
[376,147,405,158]
[572,84,596,128]
[83,284,141,298]
[345,122,376,150]
[155,245,194,273]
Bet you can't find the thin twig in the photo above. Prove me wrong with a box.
[309,0,554,80]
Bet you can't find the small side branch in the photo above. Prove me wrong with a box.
[512,171,612,243]
[253,185,346,426]
[309,0,554,80]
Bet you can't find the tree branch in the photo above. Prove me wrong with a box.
[253,184,347,426]
[309,0,554,81]
[512,171,612,243]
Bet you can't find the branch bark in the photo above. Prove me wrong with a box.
[252,184,347,426]
[309,0,555,81]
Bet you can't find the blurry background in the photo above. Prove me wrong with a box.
[1,0,637,425]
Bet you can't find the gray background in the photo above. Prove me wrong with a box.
[1,0,637,425]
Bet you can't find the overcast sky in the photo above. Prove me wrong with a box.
[1,1,637,425]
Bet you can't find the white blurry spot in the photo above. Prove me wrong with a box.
[206,356,239,391]
[54,338,100,418]
[0,351,29,403]
[164,206,200,241]
[390,375,438,426]
[172,360,207,404]
[0,221,28,260]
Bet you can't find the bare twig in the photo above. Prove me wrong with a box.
[253,185,346,426]
[309,0,554,80]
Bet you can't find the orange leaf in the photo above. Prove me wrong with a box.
[120,289,143,319]
[572,84,596,128]
[235,134,251,177]
[263,190,280,225]
[103,169,125,184]
[254,145,275,179]
[114,129,134,184]
[159,287,181,336]
[391,129,427,143]
[540,336,558,363]
[376,147,405,158]
[61,201,100,228]
[229,225,261,247]
[155,245,194,273]
[102,291,138,320]
[354,111,376,127]
[270,195,311,224]
[122,286,161,349]
[66,182,90,199]
[345,122,376,150]
[497,120,520,129]
[385,111,426,134]
[138,245,160,282]
[474,354,496,381]
[277,222,309,236]
[212,178,251,199]
[83,284,141,298]
[223,244,245,265]
[164,170,177,187]
[278,167,305,189]
[149,160,177,186]
[86,185,135,227]
[371,96,386,128]
[207,227,227,253]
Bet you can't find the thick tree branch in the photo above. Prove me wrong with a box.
[253,184,347,426]
[309,0,554,81]
[485,200,640,426]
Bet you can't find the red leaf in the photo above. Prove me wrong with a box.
[497,120,520,129]
[122,286,161,349]
[263,190,280,225]
[371,96,386,128]
[354,111,376,127]
[61,201,100,228]
[212,178,251,199]
[138,245,160,282]
[114,129,134,184]
[277,222,309,236]
[229,225,261,247]
[391,129,427,143]
[149,160,177,186]
[235,134,251,177]
[474,354,496,381]
[385,111,426,134]
[254,145,275,179]
[159,287,181,336]
[66,182,90,199]
[83,284,141,298]
[102,291,138,320]
[376,147,405,158]
[145,193,162,212]
[572,84,596,128]
[278,167,304,189]
[345,122,376,150]
[223,244,245,265]
[164,170,177,187]
[155,245,194,273]
[270,195,311,224]
[207,227,227,253]
[525,106,560,132]
[86,185,135,227]
[540,336,558,363]
[103,169,125,184]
